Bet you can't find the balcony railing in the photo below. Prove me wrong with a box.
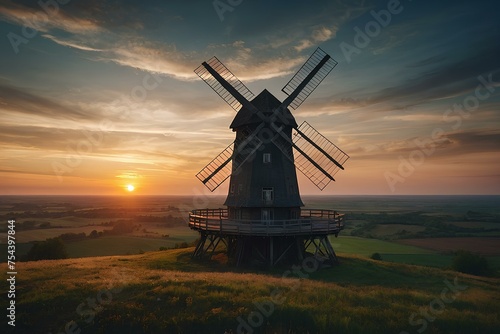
[188,208,344,236]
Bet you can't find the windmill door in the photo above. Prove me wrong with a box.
[261,209,273,223]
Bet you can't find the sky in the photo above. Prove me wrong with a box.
[0,0,499,196]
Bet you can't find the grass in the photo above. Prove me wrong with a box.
[2,248,499,333]
[64,228,198,258]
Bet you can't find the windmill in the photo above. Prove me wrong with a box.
[189,48,349,267]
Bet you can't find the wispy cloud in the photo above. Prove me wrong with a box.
[0,82,98,122]
[295,26,338,52]
[0,0,101,34]
[0,0,368,83]
[41,34,103,52]
[108,41,198,80]
[369,43,500,106]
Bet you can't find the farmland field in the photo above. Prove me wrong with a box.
[1,195,499,268]
[66,234,197,258]
[398,237,500,255]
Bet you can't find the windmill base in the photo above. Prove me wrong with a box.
[192,232,340,268]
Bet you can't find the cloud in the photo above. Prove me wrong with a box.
[440,130,500,156]
[0,123,208,168]
[0,82,98,123]
[0,0,355,83]
[369,43,500,106]
[0,0,101,34]
[41,34,103,52]
[372,129,500,158]
[108,41,198,80]
[204,40,309,81]
[295,26,338,52]
[406,55,447,68]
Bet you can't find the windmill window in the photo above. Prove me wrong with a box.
[230,184,235,193]
[262,187,274,201]
[263,153,271,164]
[238,184,244,194]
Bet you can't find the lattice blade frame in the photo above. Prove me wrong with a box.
[195,134,264,192]
[232,130,264,173]
[292,121,349,190]
[282,48,338,110]
[194,57,255,111]
[196,143,234,192]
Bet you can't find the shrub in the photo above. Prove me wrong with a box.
[59,232,86,241]
[370,252,382,261]
[452,249,490,276]
[24,237,68,261]
[39,222,51,228]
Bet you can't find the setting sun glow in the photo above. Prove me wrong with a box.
[126,184,135,192]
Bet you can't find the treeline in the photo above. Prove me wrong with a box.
[2,214,186,232]
[58,221,158,242]
[21,221,170,262]
[23,238,68,261]
[0,207,186,220]
[13,221,61,230]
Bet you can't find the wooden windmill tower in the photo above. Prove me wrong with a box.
[189,48,349,267]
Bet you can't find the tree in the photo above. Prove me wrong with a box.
[24,237,68,261]
[452,249,490,276]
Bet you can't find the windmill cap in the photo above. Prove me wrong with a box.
[230,89,298,129]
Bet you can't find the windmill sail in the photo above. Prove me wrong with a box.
[194,57,255,111]
[292,121,349,190]
[281,47,338,110]
[196,135,263,192]
[196,143,234,192]
[195,49,347,192]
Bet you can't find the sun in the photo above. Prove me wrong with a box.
[126,184,135,192]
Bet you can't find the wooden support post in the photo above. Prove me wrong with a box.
[297,238,304,262]
[270,237,274,267]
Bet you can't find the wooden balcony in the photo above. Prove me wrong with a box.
[189,208,344,237]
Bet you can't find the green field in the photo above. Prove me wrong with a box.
[66,229,198,258]
[329,236,435,256]
[11,231,500,270]
[328,236,500,269]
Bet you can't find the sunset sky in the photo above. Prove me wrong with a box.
[0,0,499,195]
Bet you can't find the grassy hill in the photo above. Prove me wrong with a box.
[2,248,500,334]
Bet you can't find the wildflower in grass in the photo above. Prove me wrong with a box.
[211,307,222,314]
